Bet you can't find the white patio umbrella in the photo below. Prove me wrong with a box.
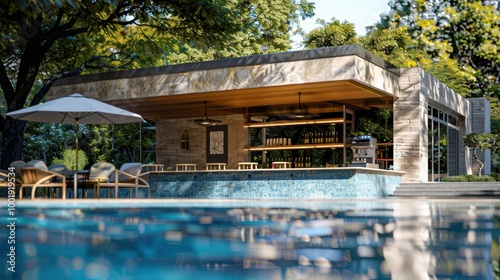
[7,93,143,198]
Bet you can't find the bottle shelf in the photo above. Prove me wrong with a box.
[244,117,346,128]
[244,143,348,151]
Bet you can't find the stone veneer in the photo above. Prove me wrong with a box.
[148,168,403,198]
[393,68,480,183]
[156,114,248,170]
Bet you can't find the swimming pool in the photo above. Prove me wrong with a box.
[2,198,499,279]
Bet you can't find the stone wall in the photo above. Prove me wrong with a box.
[393,68,428,183]
[156,114,247,170]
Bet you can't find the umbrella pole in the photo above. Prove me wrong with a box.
[74,119,79,199]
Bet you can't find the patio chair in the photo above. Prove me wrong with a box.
[82,162,116,198]
[19,167,66,199]
[96,163,150,199]
[0,169,23,197]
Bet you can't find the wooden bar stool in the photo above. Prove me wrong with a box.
[272,161,292,169]
[206,163,226,170]
[238,162,258,169]
[176,164,197,171]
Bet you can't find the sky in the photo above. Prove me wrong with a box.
[293,0,391,48]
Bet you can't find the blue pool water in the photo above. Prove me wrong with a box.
[1,198,500,280]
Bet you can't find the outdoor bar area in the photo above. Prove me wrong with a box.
[45,45,488,198]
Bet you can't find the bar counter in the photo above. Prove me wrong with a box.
[146,167,404,199]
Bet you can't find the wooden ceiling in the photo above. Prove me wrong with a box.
[109,80,395,121]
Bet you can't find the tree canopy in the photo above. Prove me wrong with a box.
[0,0,315,167]
[378,0,500,97]
[303,18,357,48]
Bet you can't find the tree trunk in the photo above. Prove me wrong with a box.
[472,150,484,176]
[1,118,27,169]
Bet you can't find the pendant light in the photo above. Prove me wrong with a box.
[193,101,222,126]
[292,92,311,118]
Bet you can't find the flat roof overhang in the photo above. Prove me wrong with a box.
[108,80,394,120]
[48,45,400,120]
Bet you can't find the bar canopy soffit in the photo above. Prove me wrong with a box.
[48,45,399,120]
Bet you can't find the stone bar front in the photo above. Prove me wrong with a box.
[148,168,404,199]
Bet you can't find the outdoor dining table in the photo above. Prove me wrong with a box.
[62,170,90,198]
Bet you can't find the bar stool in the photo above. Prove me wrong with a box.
[206,163,226,170]
[238,162,258,169]
[176,164,197,171]
[272,161,292,169]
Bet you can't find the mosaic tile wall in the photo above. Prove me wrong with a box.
[148,169,402,199]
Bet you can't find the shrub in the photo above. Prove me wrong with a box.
[464,174,496,182]
[52,149,88,171]
[441,176,468,182]
[490,172,500,182]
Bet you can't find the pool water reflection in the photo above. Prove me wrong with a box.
[2,198,500,280]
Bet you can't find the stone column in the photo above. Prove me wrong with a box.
[467,97,491,175]
[394,68,428,183]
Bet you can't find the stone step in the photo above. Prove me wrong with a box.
[394,191,500,196]
[393,182,500,196]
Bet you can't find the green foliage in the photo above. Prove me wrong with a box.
[164,0,315,63]
[378,0,500,98]
[359,27,470,96]
[441,176,468,182]
[442,174,496,182]
[490,173,500,182]
[52,148,88,171]
[303,18,357,48]
[463,133,500,176]
[1,0,315,167]
[355,110,393,143]
[359,27,419,68]
[464,174,496,182]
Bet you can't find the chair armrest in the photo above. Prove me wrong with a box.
[113,170,136,183]
[21,167,66,185]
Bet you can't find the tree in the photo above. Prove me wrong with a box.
[303,18,357,48]
[463,132,499,176]
[0,0,315,168]
[378,0,500,97]
[359,27,470,96]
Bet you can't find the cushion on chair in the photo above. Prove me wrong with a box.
[110,163,142,183]
[27,160,49,171]
[88,162,115,182]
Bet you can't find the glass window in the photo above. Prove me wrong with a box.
[428,105,458,181]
